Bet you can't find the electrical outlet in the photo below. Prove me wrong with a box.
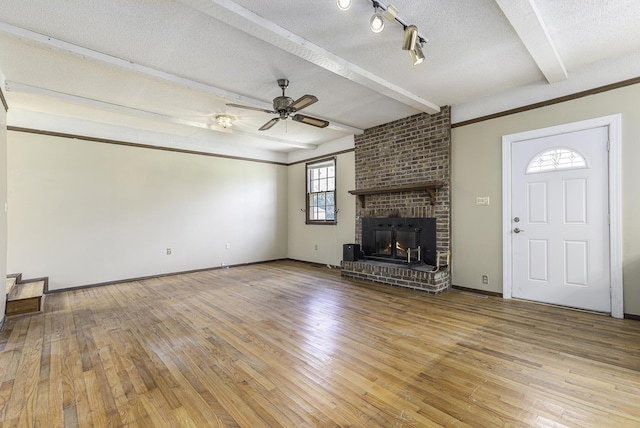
[166,248,172,255]
[476,196,490,206]
[225,243,231,249]
[482,275,488,284]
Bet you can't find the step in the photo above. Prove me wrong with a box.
[9,280,45,301]
[6,277,16,297]
[5,277,46,317]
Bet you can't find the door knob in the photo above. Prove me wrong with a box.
[513,227,524,233]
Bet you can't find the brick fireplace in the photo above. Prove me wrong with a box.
[342,107,451,293]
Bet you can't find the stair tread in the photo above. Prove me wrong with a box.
[6,277,16,296]
[8,280,45,301]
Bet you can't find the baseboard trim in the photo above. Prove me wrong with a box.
[45,259,288,294]
[285,258,342,270]
[451,284,503,297]
[624,313,640,321]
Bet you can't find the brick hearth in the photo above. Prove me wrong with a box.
[342,107,451,293]
[341,260,449,293]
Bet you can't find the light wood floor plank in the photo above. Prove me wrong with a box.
[1,260,640,427]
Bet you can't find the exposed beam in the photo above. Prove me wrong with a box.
[178,0,441,115]
[0,21,361,136]
[5,81,319,150]
[494,0,567,84]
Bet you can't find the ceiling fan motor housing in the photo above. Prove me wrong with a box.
[273,96,294,113]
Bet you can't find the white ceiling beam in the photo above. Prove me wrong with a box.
[178,0,441,115]
[0,21,361,136]
[494,0,567,84]
[5,81,319,150]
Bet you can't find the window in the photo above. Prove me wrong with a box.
[306,157,336,224]
[526,148,587,174]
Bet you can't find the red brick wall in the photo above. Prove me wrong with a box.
[354,107,451,253]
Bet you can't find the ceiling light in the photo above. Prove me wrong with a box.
[402,25,418,51]
[336,0,352,11]
[409,42,425,65]
[338,0,428,65]
[370,3,385,33]
[216,115,234,128]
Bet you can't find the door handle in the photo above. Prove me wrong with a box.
[513,227,524,233]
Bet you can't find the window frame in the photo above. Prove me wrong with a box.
[305,157,337,225]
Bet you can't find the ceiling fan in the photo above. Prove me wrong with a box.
[226,79,329,131]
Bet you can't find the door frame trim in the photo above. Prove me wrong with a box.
[501,114,623,318]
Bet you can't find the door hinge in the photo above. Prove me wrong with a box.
[607,140,610,152]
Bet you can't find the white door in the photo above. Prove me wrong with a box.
[511,126,610,312]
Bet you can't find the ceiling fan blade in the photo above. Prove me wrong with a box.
[226,103,275,114]
[292,114,329,128]
[259,117,280,131]
[289,95,318,111]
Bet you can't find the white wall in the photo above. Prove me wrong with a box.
[7,131,288,290]
[287,151,356,266]
[451,82,640,316]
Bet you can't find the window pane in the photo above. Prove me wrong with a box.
[306,158,336,223]
[326,205,334,220]
[319,178,327,191]
[527,148,587,174]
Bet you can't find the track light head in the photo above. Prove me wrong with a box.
[409,42,425,65]
[336,0,352,11]
[370,3,385,33]
[402,25,418,51]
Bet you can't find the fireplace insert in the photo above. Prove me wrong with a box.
[362,217,436,265]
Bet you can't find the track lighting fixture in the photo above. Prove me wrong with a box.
[338,0,428,65]
[409,42,425,65]
[402,25,418,51]
[336,0,352,11]
[403,25,425,65]
[370,3,385,33]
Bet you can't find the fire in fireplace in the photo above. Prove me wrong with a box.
[362,217,436,265]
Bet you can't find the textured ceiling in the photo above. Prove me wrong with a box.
[1,0,639,156]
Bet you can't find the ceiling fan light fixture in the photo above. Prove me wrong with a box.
[215,115,234,128]
[336,0,352,11]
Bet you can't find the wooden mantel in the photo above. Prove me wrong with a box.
[348,181,443,207]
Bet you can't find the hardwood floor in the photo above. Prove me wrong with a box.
[1,260,639,427]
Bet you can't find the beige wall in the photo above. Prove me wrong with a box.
[451,83,640,316]
[287,151,356,266]
[7,132,288,290]
[0,103,6,318]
